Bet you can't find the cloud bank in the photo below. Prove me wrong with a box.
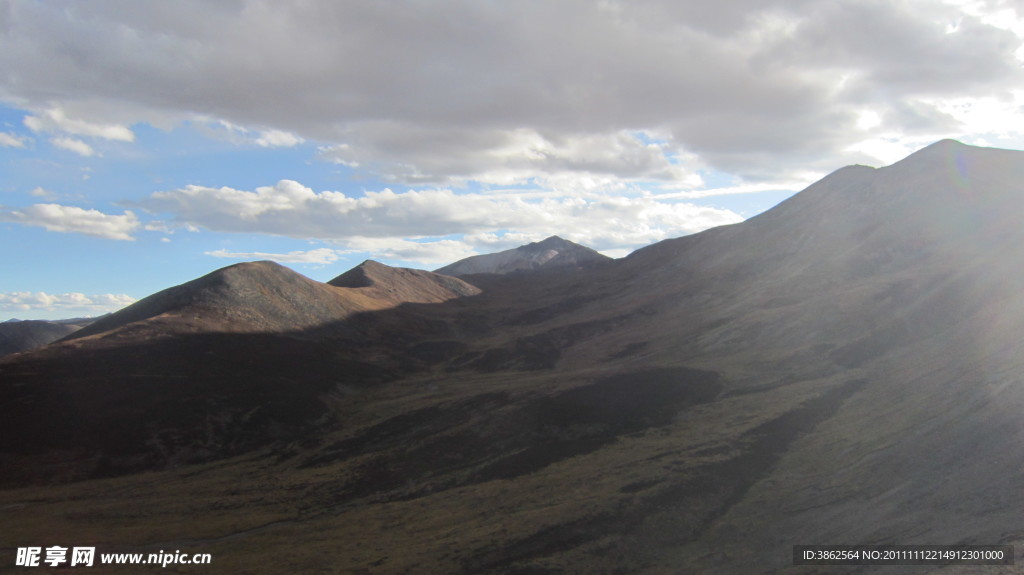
[1,0,1021,184]
[135,179,743,254]
[0,204,140,240]
[0,291,136,314]
[205,247,341,264]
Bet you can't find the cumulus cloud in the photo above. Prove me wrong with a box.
[205,247,341,264]
[1,204,140,240]
[133,179,743,254]
[1,1,1021,183]
[0,291,136,314]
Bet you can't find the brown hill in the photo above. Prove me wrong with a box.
[330,258,480,299]
[3,140,1024,573]
[69,259,479,342]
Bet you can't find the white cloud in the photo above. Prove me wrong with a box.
[927,91,1024,136]
[51,136,97,157]
[845,137,925,165]
[318,128,700,187]
[857,110,883,131]
[1,204,140,241]
[201,121,304,148]
[343,238,481,266]
[133,179,743,259]
[24,107,134,142]
[205,247,341,264]
[143,221,172,232]
[0,131,27,148]
[653,179,819,200]
[0,291,136,314]
[255,129,304,148]
[29,187,55,199]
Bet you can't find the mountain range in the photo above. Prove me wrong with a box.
[3,139,1024,573]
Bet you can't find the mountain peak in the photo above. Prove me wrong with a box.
[65,259,481,342]
[435,236,611,276]
[65,260,357,339]
[887,138,967,166]
[925,137,966,150]
[328,260,388,288]
[534,235,569,245]
[328,260,480,301]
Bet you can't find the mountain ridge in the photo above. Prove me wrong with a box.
[67,259,479,344]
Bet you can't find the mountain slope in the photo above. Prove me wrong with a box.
[434,235,611,276]
[0,319,89,357]
[330,259,480,299]
[3,141,1024,572]
[594,139,1024,368]
[70,259,478,342]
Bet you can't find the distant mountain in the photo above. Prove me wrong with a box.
[434,235,611,276]
[0,319,91,357]
[70,259,478,342]
[6,141,1024,573]
[330,259,480,298]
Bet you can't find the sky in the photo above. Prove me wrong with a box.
[3,0,1024,320]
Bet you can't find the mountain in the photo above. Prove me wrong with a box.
[0,318,91,357]
[0,260,479,483]
[434,235,611,276]
[3,140,1024,573]
[330,258,480,299]
[69,259,479,342]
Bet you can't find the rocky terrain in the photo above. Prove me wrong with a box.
[2,140,1024,573]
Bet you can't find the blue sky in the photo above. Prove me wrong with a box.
[3,0,1024,320]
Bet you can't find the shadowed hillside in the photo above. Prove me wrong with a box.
[0,260,480,484]
[0,318,90,357]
